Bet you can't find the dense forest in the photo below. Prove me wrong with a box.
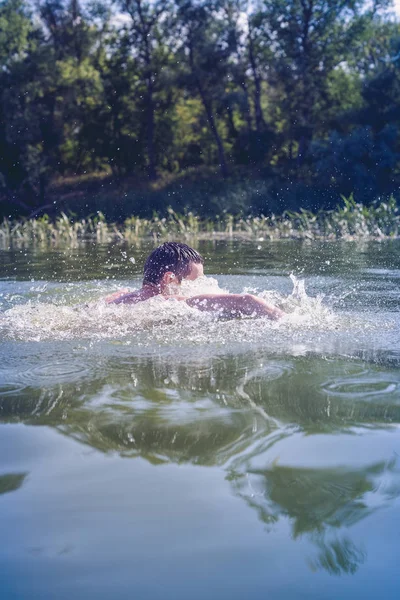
[1,0,400,219]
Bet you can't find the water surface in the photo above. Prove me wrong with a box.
[0,240,399,599]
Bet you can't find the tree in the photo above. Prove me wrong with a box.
[0,0,33,206]
[254,0,393,162]
[310,14,400,201]
[175,0,237,177]
[0,0,105,209]
[119,0,171,180]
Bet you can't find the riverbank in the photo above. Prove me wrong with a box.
[1,196,399,248]
[3,166,389,223]
[3,167,281,221]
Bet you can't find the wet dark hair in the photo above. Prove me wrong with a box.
[143,242,204,286]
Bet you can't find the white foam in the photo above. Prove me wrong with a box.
[0,275,341,343]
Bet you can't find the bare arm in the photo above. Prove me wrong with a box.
[105,289,130,304]
[106,288,157,305]
[185,294,285,320]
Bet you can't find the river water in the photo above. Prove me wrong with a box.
[0,240,399,599]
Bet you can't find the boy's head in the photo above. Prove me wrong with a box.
[143,242,204,287]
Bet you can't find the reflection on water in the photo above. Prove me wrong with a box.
[229,457,400,575]
[1,348,400,577]
[0,473,27,496]
[1,351,400,450]
[311,537,366,576]
[1,240,400,597]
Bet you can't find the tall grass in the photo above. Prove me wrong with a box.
[1,195,399,248]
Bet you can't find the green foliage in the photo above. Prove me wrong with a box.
[1,196,398,248]
[0,0,31,65]
[1,0,400,217]
[254,0,387,158]
[311,125,400,200]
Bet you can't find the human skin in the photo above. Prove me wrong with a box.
[106,261,284,320]
[105,262,205,305]
[185,293,284,320]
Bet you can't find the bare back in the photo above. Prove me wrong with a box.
[106,287,159,305]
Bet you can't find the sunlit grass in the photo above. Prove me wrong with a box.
[1,195,399,248]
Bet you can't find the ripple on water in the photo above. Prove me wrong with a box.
[237,362,293,396]
[20,360,92,386]
[234,362,294,426]
[0,383,26,397]
[0,359,93,394]
[321,374,399,400]
[65,383,274,465]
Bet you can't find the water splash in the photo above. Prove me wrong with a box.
[179,275,226,296]
[0,274,391,348]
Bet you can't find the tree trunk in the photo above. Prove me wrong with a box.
[143,28,157,181]
[297,0,313,163]
[248,29,264,134]
[240,79,252,134]
[199,86,228,178]
[189,43,228,178]
[146,71,157,181]
[226,104,238,139]
[133,0,158,181]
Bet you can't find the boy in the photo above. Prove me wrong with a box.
[107,242,284,320]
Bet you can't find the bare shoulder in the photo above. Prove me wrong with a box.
[109,289,153,305]
[104,289,130,304]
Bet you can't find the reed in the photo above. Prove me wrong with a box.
[1,196,399,248]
